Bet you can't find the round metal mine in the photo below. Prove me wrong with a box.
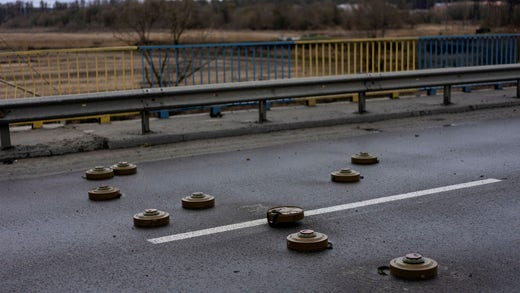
[88,185,121,201]
[133,208,170,228]
[85,166,114,180]
[389,253,438,280]
[287,229,329,252]
[111,161,137,175]
[351,152,379,164]
[330,168,361,182]
[267,206,304,227]
[181,192,215,209]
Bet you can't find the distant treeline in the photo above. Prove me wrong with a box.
[0,0,518,41]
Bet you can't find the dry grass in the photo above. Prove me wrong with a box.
[0,23,504,51]
[0,29,289,50]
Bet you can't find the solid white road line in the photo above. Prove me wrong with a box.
[148,178,501,244]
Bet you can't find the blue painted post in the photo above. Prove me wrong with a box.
[149,49,155,87]
[215,47,219,83]
[267,46,271,80]
[237,47,241,82]
[245,46,249,81]
[252,47,256,80]
[287,44,291,79]
[158,49,163,87]
[166,49,171,87]
[222,47,226,83]
[158,110,170,119]
[182,48,188,85]
[230,47,234,82]
[210,106,222,118]
[273,45,278,79]
[175,48,179,86]
[260,47,263,80]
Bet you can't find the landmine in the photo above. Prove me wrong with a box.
[85,166,114,180]
[111,162,137,175]
[133,209,170,228]
[88,185,121,201]
[181,192,215,209]
[267,206,304,227]
[287,229,329,252]
[330,168,361,182]
[389,253,438,280]
[351,152,379,164]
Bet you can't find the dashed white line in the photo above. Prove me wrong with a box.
[148,178,501,244]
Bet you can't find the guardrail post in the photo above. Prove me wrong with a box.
[0,123,12,149]
[517,80,520,98]
[358,92,366,113]
[259,100,267,123]
[443,85,452,105]
[141,111,151,134]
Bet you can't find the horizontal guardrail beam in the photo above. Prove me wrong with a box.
[1,64,520,149]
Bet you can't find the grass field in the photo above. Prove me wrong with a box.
[0,23,489,50]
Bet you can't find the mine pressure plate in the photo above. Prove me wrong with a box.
[267,206,304,227]
[389,253,438,280]
[133,208,170,228]
[111,162,137,175]
[85,166,114,180]
[351,152,379,165]
[88,185,121,201]
[287,229,330,252]
[181,192,215,209]
[330,168,361,182]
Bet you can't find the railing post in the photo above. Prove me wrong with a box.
[443,85,452,105]
[258,100,267,123]
[0,123,12,149]
[358,91,366,113]
[141,111,151,134]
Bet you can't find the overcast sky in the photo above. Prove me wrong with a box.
[0,0,80,6]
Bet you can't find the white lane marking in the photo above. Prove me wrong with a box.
[305,178,501,216]
[148,178,501,244]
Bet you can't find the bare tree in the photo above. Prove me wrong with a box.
[113,0,163,45]
[355,0,390,37]
[164,0,196,45]
[143,0,208,87]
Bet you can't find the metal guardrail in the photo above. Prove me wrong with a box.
[1,64,520,149]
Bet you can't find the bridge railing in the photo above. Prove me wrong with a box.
[0,46,139,99]
[2,64,520,149]
[417,34,519,69]
[293,37,417,77]
[139,42,294,88]
[1,34,518,102]
[139,34,519,90]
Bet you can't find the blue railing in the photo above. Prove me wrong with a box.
[141,35,520,88]
[417,34,519,69]
[139,42,294,88]
[138,35,519,115]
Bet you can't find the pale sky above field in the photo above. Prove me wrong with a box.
[1,0,209,5]
[0,0,66,5]
[0,0,88,6]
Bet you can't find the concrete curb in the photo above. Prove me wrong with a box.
[3,98,518,162]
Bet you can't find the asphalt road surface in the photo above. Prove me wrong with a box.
[1,108,519,292]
